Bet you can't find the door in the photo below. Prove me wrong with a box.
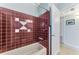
[50,4,60,55]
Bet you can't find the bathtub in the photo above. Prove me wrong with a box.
[0,43,46,55]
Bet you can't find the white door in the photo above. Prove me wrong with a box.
[50,4,60,55]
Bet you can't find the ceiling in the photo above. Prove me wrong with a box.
[54,3,78,11]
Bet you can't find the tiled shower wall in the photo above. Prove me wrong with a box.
[38,11,50,55]
[0,7,38,53]
[0,7,50,54]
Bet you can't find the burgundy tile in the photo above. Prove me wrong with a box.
[0,7,50,55]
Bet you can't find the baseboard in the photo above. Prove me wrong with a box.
[63,41,79,51]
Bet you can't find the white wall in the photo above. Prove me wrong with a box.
[51,4,60,54]
[61,4,79,50]
[0,3,38,16]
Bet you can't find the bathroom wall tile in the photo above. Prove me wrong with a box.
[0,7,50,55]
[38,11,50,55]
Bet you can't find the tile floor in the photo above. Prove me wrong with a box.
[59,44,79,55]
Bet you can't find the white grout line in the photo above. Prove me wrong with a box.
[11,15,12,49]
[1,8,2,52]
[6,11,7,51]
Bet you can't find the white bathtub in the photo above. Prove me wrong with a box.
[0,43,46,55]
